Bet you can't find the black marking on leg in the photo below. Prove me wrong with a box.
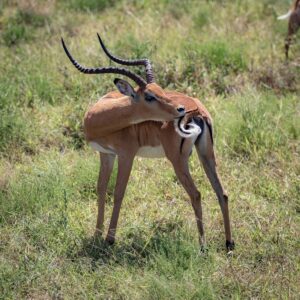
[223,194,229,203]
[226,240,235,251]
[200,245,208,254]
[180,138,185,154]
[206,120,214,145]
[194,117,205,144]
[106,239,115,246]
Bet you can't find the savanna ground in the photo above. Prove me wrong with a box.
[0,0,299,299]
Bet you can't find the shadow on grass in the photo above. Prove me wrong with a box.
[74,220,204,268]
[77,235,149,268]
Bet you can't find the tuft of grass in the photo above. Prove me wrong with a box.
[2,19,28,46]
[0,108,30,154]
[65,0,116,12]
[115,33,155,62]
[1,8,50,46]
[195,41,247,74]
[193,5,210,29]
[61,102,86,149]
[254,64,298,92]
[215,91,299,161]
[15,9,49,28]
[163,0,192,19]
[180,40,247,95]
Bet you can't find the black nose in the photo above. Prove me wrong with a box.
[177,106,185,113]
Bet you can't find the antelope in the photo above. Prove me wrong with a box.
[61,35,234,251]
[278,0,300,59]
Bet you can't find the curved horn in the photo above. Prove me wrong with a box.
[61,38,147,88]
[97,33,155,84]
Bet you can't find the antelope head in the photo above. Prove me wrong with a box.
[61,36,186,122]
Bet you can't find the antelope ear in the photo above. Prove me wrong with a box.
[114,78,137,99]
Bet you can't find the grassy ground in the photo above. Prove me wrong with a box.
[0,0,299,299]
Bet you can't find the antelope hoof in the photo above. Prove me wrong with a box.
[226,240,235,252]
[200,245,208,255]
[105,236,115,245]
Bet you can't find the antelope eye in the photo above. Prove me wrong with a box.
[145,94,157,102]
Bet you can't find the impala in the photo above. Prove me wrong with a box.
[278,0,300,59]
[61,35,234,251]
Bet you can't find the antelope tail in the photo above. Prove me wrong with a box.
[174,117,202,139]
[278,10,292,20]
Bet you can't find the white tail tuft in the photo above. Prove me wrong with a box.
[174,118,201,138]
[278,10,292,20]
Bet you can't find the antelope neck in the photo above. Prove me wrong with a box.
[84,96,149,140]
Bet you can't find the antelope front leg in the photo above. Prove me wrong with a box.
[106,154,134,244]
[95,153,116,237]
[170,155,206,249]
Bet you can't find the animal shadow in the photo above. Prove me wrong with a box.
[76,219,191,268]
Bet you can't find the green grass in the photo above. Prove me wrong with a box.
[65,0,115,12]
[0,0,299,299]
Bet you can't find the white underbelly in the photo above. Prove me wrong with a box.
[136,145,166,158]
[89,142,165,158]
[89,142,116,154]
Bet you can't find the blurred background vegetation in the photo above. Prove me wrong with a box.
[0,0,299,299]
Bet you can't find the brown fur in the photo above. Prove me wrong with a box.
[87,90,212,153]
[284,0,300,58]
[84,84,191,140]
[88,90,233,250]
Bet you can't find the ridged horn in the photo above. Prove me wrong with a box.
[61,38,147,88]
[97,33,155,84]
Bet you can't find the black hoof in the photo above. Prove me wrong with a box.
[226,240,235,251]
[200,245,208,254]
[105,238,115,246]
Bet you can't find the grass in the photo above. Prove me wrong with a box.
[0,0,299,299]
